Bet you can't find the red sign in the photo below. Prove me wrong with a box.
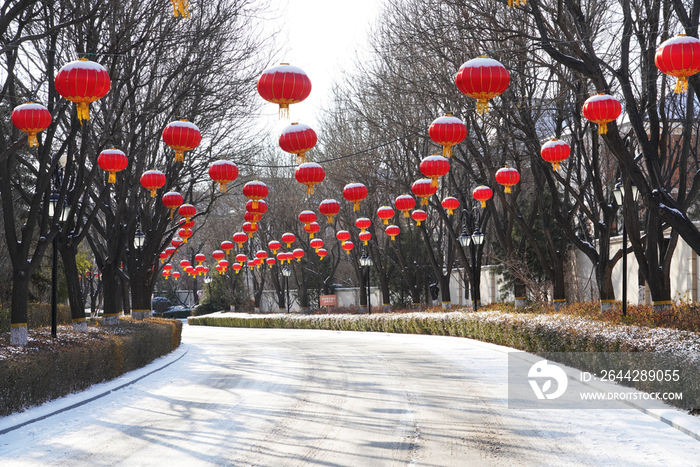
[320,295,337,307]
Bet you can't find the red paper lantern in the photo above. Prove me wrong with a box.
[171,237,183,248]
[257,63,312,119]
[582,94,622,135]
[244,211,261,225]
[495,167,520,193]
[11,103,51,147]
[541,139,571,171]
[359,231,371,246]
[165,246,176,257]
[232,232,248,248]
[310,238,324,252]
[429,115,467,158]
[140,169,166,197]
[195,253,206,264]
[256,250,268,261]
[317,248,328,260]
[319,199,340,223]
[343,182,368,212]
[97,148,128,184]
[208,160,238,192]
[455,57,510,114]
[178,218,195,230]
[655,34,700,94]
[386,225,400,241]
[420,155,450,187]
[305,222,320,239]
[394,195,416,217]
[242,221,258,238]
[295,162,325,195]
[355,217,371,233]
[342,241,354,255]
[202,267,210,275]
[293,248,305,262]
[212,250,225,262]
[298,210,317,225]
[411,210,427,226]
[243,181,268,209]
[195,265,205,275]
[246,199,268,215]
[248,260,257,269]
[163,264,173,272]
[178,228,193,243]
[219,259,229,269]
[412,179,437,205]
[376,206,395,225]
[232,263,242,273]
[162,270,170,279]
[266,258,276,268]
[279,122,317,163]
[268,240,282,254]
[236,254,247,264]
[54,59,111,122]
[473,185,493,208]
[221,240,234,255]
[162,120,201,163]
[172,271,181,281]
[277,251,289,263]
[336,230,351,242]
[179,259,191,269]
[441,197,460,215]
[162,191,184,219]
[178,204,196,223]
[160,251,168,263]
[281,232,296,248]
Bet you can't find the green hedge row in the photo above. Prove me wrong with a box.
[0,318,182,417]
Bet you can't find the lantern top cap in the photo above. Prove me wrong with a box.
[431,115,464,125]
[281,122,313,133]
[14,102,48,111]
[61,59,107,72]
[460,56,505,69]
[264,63,307,75]
[166,120,200,131]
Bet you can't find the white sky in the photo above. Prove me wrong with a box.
[261,0,383,129]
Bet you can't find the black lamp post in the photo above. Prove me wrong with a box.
[458,208,485,312]
[613,178,639,317]
[282,264,291,313]
[359,251,373,314]
[48,155,69,338]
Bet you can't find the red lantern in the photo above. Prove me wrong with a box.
[232,232,248,248]
[455,57,510,114]
[342,241,354,255]
[54,59,111,122]
[420,155,450,187]
[178,228,193,243]
[394,195,416,217]
[541,139,571,171]
[162,270,170,279]
[429,115,467,158]
[11,103,51,147]
[376,206,395,225]
[236,254,247,264]
[655,34,700,94]
[195,265,205,275]
[221,240,234,255]
[162,120,201,163]
[305,222,320,239]
[171,237,183,248]
[473,185,493,208]
[244,211,261,225]
[179,259,191,269]
[386,225,400,241]
[411,210,427,226]
[441,197,460,215]
[208,160,238,192]
[277,251,289,263]
[163,264,173,272]
[162,191,184,219]
[293,248,305,262]
[295,162,325,195]
[317,248,328,260]
[412,179,437,205]
[257,63,312,119]
[256,250,268,261]
[310,238,324,252]
[172,271,181,281]
[582,94,622,135]
[178,218,195,230]
[266,258,276,268]
[268,240,282,254]
[97,148,128,184]
[355,217,371,233]
[178,204,196,223]
[336,230,351,242]
[359,231,371,246]
[319,199,340,223]
[195,253,206,264]
[298,210,317,225]
[279,122,317,163]
[140,169,166,197]
[232,263,242,274]
[242,222,258,238]
[281,232,296,248]
[212,250,225,262]
[243,181,268,209]
[495,167,520,193]
[343,182,368,212]
[165,246,176,257]
[246,199,268,215]
[202,267,210,275]
[160,251,168,263]
[220,259,229,269]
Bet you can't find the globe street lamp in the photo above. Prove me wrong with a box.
[133,226,146,250]
[613,178,639,317]
[282,264,292,313]
[459,208,484,311]
[359,251,373,314]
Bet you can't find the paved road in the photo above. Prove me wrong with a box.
[1,325,699,466]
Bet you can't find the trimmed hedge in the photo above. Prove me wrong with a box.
[0,317,182,416]
[0,303,72,333]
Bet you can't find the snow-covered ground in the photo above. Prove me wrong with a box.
[0,324,699,466]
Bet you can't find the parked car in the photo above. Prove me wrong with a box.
[161,305,191,319]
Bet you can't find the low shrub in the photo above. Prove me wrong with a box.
[0,303,72,333]
[0,317,182,417]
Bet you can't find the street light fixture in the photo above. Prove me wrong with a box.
[459,208,484,311]
[359,251,373,314]
[282,265,291,313]
[134,227,146,249]
[613,178,639,317]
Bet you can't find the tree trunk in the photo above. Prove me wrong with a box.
[58,245,87,330]
[439,273,451,309]
[379,274,391,312]
[130,270,153,320]
[101,264,120,325]
[552,265,566,310]
[514,279,527,309]
[10,269,30,346]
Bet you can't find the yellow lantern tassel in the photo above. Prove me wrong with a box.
[383,219,389,225]
[431,177,438,187]
[268,264,272,269]
[279,104,289,119]
[161,258,165,264]
[421,198,428,206]
[77,102,90,123]
[508,0,526,6]
[319,255,324,260]
[220,183,227,193]
[443,145,452,158]
[390,235,396,241]
[171,0,190,18]
[174,150,184,163]
[252,200,258,209]
[476,98,489,114]
[504,186,512,194]
[447,209,454,215]
[363,240,368,246]
[404,211,409,218]
[353,202,359,211]
[150,189,157,197]
[247,232,253,238]
[296,153,307,164]
[327,215,334,223]
[307,185,313,195]
[173,276,178,281]
[598,122,608,135]
[480,200,486,208]
[296,257,301,262]
[310,232,315,239]
[552,162,560,171]
[28,133,39,147]
[183,237,188,243]
[170,209,174,219]
[108,172,116,184]
[345,249,350,255]
[674,76,688,94]
[416,220,422,226]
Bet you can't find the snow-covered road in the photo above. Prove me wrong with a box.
[1,324,699,466]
